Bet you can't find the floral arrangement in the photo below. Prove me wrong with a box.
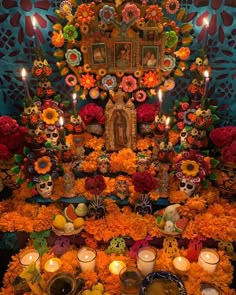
[79,103,105,125]
[210,126,236,163]
[136,103,159,123]
[0,116,27,161]
[131,171,158,193]
[84,175,107,196]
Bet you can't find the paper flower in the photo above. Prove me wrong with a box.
[65,49,82,66]
[165,0,180,14]
[145,5,163,22]
[75,3,95,24]
[165,31,178,48]
[142,71,160,88]
[102,75,117,91]
[122,3,140,23]
[41,107,59,125]
[99,5,115,24]
[63,24,78,40]
[121,75,138,93]
[79,73,96,89]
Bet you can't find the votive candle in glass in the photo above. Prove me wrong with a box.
[173,256,190,275]
[20,249,40,270]
[198,248,219,273]
[77,247,97,272]
[137,247,156,277]
[44,258,61,273]
[109,260,126,275]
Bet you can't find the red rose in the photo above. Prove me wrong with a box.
[132,171,158,193]
[180,102,189,111]
[0,144,11,160]
[177,122,185,130]
[210,127,234,147]
[85,175,106,195]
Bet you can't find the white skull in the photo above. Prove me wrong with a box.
[164,220,175,233]
[180,128,191,147]
[45,128,59,146]
[64,222,74,233]
[35,176,54,199]
[179,178,196,197]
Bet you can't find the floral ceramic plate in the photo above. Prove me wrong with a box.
[52,225,84,236]
[140,271,187,295]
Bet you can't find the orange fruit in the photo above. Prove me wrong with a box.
[52,214,66,230]
[73,217,84,229]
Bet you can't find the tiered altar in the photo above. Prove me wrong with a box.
[0,0,235,295]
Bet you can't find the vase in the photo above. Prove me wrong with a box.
[214,162,236,199]
[86,122,104,136]
[139,122,153,136]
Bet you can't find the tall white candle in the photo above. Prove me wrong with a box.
[203,18,209,51]
[32,16,39,48]
[137,247,156,277]
[21,68,31,99]
[158,89,163,114]
[78,247,97,272]
[198,248,219,273]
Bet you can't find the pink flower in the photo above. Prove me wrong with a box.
[122,3,140,23]
[132,171,158,193]
[121,75,138,93]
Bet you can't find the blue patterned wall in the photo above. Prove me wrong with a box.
[0,0,236,125]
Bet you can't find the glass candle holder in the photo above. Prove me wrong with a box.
[109,260,126,275]
[173,256,190,275]
[20,249,40,270]
[44,258,62,273]
[137,247,157,277]
[119,266,142,295]
[47,272,76,295]
[198,248,220,273]
[77,247,97,272]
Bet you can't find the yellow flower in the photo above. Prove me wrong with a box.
[34,156,52,174]
[41,107,59,125]
[181,160,199,177]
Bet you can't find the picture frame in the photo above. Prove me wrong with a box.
[91,43,107,65]
[114,42,132,68]
[142,45,159,68]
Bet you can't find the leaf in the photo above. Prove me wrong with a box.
[209,105,218,113]
[185,126,192,131]
[209,171,218,181]
[23,146,31,155]
[201,150,209,156]
[210,158,220,167]
[201,180,209,189]
[42,174,50,181]
[61,100,70,107]
[14,154,23,163]
[27,182,34,189]
[11,166,20,174]
[16,176,24,184]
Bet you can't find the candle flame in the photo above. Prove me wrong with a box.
[204,70,209,78]
[49,259,53,265]
[21,68,27,78]
[165,117,171,127]
[158,89,162,101]
[177,257,182,262]
[59,116,64,127]
[203,18,209,26]
[72,93,77,100]
[29,255,33,261]
[32,16,37,28]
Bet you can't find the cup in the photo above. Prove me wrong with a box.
[47,272,76,295]
[119,266,142,295]
[198,248,219,273]
[137,247,157,277]
[77,247,97,272]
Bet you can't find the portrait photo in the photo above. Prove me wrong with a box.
[114,42,132,68]
[91,43,107,65]
[142,46,159,68]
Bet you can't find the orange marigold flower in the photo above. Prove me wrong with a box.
[145,5,163,22]
[143,71,160,88]
[174,47,191,60]
[52,31,64,47]
[75,3,95,24]
[34,156,52,174]
[79,73,96,89]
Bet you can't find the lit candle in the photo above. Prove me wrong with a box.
[59,116,65,144]
[32,16,39,48]
[20,249,40,270]
[21,68,31,99]
[173,256,190,274]
[72,93,77,115]
[137,247,156,276]
[198,248,219,273]
[203,18,209,51]
[77,247,97,272]
[109,260,126,275]
[203,70,209,97]
[44,258,61,273]
[158,89,163,114]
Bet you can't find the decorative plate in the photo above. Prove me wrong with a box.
[52,226,84,236]
[140,271,187,295]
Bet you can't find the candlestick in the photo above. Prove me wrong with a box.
[44,258,61,273]
[203,18,209,51]
[158,89,163,115]
[72,93,77,116]
[198,248,219,273]
[173,256,190,275]
[77,247,97,272]
[137,247,156,276]
[32,16,39,48]
[109,260,126,275]
[164,116,171,140]
[21,68,31,99]
[59,116,65,144]
[20,249,40,270]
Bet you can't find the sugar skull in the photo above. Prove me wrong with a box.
[45,126,59,147]
[180,127,191,148]
[115,179,129,200]
[35,175,54,199]
[137,152,150,172]
[97,153,110,174]
[179,177,196,197]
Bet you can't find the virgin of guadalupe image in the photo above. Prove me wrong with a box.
[113,109,128,149]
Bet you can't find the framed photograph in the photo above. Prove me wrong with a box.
[142,46,159,68]
[114,42,132,68]
[91,43,107,65]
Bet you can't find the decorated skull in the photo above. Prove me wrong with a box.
[97,153,110,174]
[137,152,150,172]
[88,196,106,219]
[45,127,59,146]
[164,220,175,233]
[179,177,196,197]
[115,179,129,200]
[35,175,54,199]
[180,127,191,147]
[70,114,83,125]
[134,194,152,216]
